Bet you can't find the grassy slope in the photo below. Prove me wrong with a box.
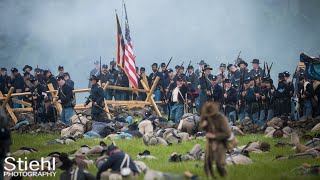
[9,133,320,180]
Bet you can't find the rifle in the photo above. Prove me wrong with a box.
[185,61,192,74]
[291,66,298,83]
[235,51,242,65]
[266,62,273,78]
[85,97,105,111]
[201,70,210,100]
[166,57,173,69]
[222,74,226,115]
[237,69,245,114]
[262,62,266,77]
[100,56,102,76]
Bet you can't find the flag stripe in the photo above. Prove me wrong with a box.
[122,3,138,89]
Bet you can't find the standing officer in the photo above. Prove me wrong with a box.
[85,75,105,121]
[56,76,74,126]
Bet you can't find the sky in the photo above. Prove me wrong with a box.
[0,0,320,93]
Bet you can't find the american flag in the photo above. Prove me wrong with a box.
[116,13,125,69]
[123,3,138,88]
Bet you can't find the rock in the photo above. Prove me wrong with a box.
[311,123,320,132]
[290,132,300,145]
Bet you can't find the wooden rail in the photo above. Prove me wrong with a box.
[0,75,163,123]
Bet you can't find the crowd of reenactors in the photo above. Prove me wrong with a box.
[1,57,320,127]
[0,65,74,125]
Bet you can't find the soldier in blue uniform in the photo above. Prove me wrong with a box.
[216,63,227,86]
[85,75,105,121]
[244,77,259,124]
[186,65,198,90]
[148,63,163,101]
[160,62,169,80]
[223,78,238,125]
[0,68,10,94]
[298,76,314,117]
[56,76,74,126]
[249,59,264,77]
[107,61,118,100]
[63,72,74,90]
[227,64,241,86]
[237,59,250,80]
[283,71,295,120]
[208,75,223,104]
[114,69,129,101]
[198,64,213,110]
[264,77,276,121]
[137,67,147,101]
[97,64,114,100]
[170,76,189,124]
[57,65,65,77]
[44,69,59,90]
[164,69,176,112]
[274,73,290,117]
[10,68,25,108]
[28,77,45,124]
[88,61,100,88]
[195,60,206,77]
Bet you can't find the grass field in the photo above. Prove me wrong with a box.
[9,132,320,180]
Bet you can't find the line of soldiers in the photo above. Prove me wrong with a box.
[103,58,319,126]
[1,57,320,127]
[0,65,75,124]
[90,58,319,125]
